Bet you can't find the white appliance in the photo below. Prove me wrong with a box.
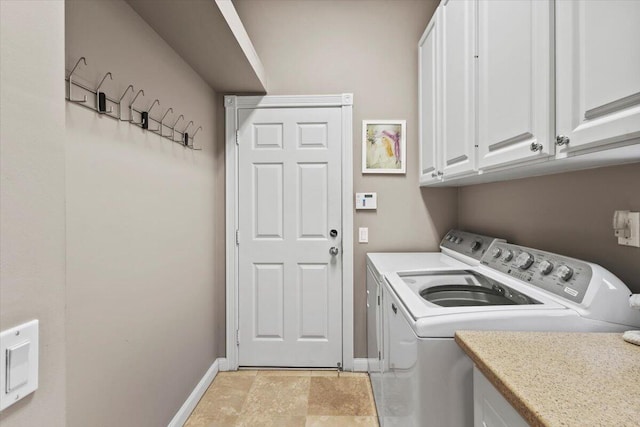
[367,230,640,427]
[366,230,504,426]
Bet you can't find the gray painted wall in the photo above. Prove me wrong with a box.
[459,162,640,293]
[232,0,458,358]
[0,1,67,426]
[65,1,221,425]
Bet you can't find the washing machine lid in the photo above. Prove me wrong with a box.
[385,268,567,321]
[366,252,471,284]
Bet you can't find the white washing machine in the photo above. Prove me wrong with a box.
[366,230,505,426]
[367,231,640,427]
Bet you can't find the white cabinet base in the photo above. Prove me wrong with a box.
[473,367,528,427]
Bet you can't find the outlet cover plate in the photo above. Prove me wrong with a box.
[0,320,39,411]
[618,212,640,248]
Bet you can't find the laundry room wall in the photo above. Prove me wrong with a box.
[458,163,640,293]
[0,2,66,426]
[65,1,221,426]
[232,0,458,358]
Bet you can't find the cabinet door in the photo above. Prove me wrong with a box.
[477,0,554,170]
[441,0,476,178]
[556,0,640,153]
[473,368,528,427]
[419,9,441,185]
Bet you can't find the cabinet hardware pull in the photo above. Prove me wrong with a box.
[555,135,570,146]
[530,143,543,152]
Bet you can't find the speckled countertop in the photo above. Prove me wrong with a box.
[455,331,640,427]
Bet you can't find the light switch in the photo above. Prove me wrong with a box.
[1,319,39,411]
[359,227,369,243]
[6,342,30,392]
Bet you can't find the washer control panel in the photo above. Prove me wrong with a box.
[481,242,592,303]
[441,230,504,261]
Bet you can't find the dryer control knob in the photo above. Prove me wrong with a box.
[539,260,554,275]
[503,250,514,262]
[491,247,502,258]
[470,240,482,252]
[516,252,535,270]
[558,265,574,281]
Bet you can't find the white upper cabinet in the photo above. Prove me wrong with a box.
[477,0,554,170]
[441,0,476,178]
[419,8,441,185]
[418,0,640,187]
[556,0,640,153]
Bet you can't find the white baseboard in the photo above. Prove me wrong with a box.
[168,358,222,427]
[218,357,229,372]
[352,358,368,372]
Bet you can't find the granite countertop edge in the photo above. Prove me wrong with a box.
[455,332,548,427]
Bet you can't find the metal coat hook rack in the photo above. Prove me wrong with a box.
[65,56,203,150]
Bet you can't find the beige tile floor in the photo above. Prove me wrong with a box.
[185,370,379,427]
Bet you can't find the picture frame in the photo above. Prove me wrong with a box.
[362,120,406,174]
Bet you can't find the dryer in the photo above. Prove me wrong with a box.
[367,232,640,427]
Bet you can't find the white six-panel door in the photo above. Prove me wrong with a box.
[477,0,554,169]
[237,107,343,367]
[556,0,640,154]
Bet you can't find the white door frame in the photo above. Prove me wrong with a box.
[224,94,354,371]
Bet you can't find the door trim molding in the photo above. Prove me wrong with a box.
[224,94,354,371]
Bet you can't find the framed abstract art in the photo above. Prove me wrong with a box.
[362,120,406,174]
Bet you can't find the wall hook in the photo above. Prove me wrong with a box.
[96,72,113,113]
[158,107,173,136]
[68,56,88,103]
[171,114,184,142]
[117,85,134,120]
[128,89,145,123]
[182,121,194,146]
[186,126,203,149]
[141,99,159,130]
[148,99,160,115]
[191,126,202,140]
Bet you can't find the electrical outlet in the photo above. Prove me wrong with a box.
[614,210,640,248]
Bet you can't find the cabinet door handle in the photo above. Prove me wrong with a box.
[391,303,397,314]
[555,135,570,146]
[530,143,543,152]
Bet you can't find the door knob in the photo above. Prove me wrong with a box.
[329,247,339,256]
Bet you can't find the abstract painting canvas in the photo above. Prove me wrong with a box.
[362,120,406,174]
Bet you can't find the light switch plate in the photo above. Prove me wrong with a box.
[0,320,39,411]
[359,227,369,243]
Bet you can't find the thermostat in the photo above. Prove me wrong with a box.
[355,192,377,210]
